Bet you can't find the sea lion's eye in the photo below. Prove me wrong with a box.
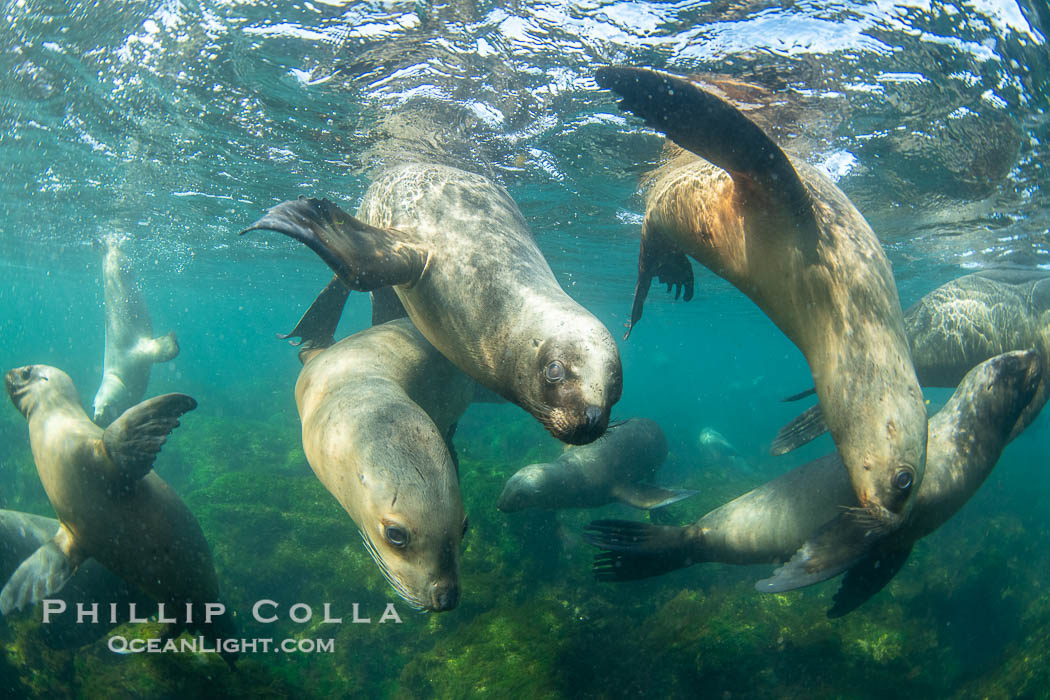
[892,468,913,492]
[384,526,409,549]
[20,368,31,381]
[461,517,469,538]
[544,360,565,383]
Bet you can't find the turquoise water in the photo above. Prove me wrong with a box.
[1,1,1049,697]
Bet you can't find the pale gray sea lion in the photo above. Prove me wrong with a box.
[295,317,475,611]
[597,66,927,532]
[585,350,1042,616]
[773,269,1050,454]
[92,234,179,427]
[3,366,237,663]
[0,509,151,649]
[497,417,694,512]
[242,161,623,445]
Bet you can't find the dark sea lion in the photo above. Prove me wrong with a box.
[585,350,1042,615]
[3,366,236,662]
[92,234,179,428]
[242,161,623,445]
[497,417,694,512]
[295,317,475,611]
[597,66,927,532]
[0,509,151,649]
[773,269,1050,453]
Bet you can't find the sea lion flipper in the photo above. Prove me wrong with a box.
[370,286,408,325]
[626,229,694,339]
[611,482,697,510]
[827,544,913,618]
[584,520,698,581]
[754,511,872,594]
[135,331,179,363]
[596,66,819,248]
[0,539,77,615]
[103,393,197,481]
[782,387,817,402]
[241,197,428,291]
[278,275,351,350]
[770,404,829,455]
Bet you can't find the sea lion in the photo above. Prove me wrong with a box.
[772,269,1050,454]
[497,417,694,512]
[597,66,927,532]
[92,234,179,428]
[585,350,1042,616]
[295,317,475,611]
[3,366,236,662]
[242,161,623,445]
[0,509,151,649]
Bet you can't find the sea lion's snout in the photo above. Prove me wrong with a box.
[429,581,460,612]
[558,405,610,445]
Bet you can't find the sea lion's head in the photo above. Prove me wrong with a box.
[92,388,122,427]
[523,320,623,446]
[351,416,467,613]
[496,464,555,512]
[5,365,78,420]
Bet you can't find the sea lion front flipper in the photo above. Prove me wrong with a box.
[610,482,698,510]
[241,197,429,291]
[370,285,408,325]
[770,404,829,455]
[625,228,695,339]
[0,528,80,615]
[596,66,819,251]
[827,544,913,618]
[279,275,351,350]
[134,331,180,363]
[754,511,874,593]
[103,393,197,481]
[584,519,698,581]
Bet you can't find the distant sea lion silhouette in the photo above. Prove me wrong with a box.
[92,234,179,427]
[597,66,926,534]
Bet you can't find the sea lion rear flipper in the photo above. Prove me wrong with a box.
[241,197,429,291]
[626,228,694,339]
[754,511,875,593]
[827,544,913,618]
[103,393,197,481]
[596,66,819,253]
[0,533,79,615]
[279,275,351,350]
[370,285,408,325]
[584,519,698,581]
[770,404,829,455]
[610,482,698,510]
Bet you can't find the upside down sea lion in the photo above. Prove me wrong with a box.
[243,162,623,445]
[92,234,179,427]
[773,269,1050,453]
[585,350,1042,616]
[597,66,927,533]
[295,317,475,611]
[3,366,237,663]
[0,509,151,649]
[497,417,694,512]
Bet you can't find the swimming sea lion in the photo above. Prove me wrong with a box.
[3,366,237,662]
[772,269,1050,454]
[497,417,694,512]
[597,66,927,532]
[92,234,179,427]
[242,162,623,445]
[295,317,475,611]
[0,509,151,649]
[585,349,1042,615]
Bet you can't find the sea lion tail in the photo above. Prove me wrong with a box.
[240,197,427,292]
[103,393,197,482]
[0,540,77,615]
[584,520,699,581]
[770,404,828,455]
